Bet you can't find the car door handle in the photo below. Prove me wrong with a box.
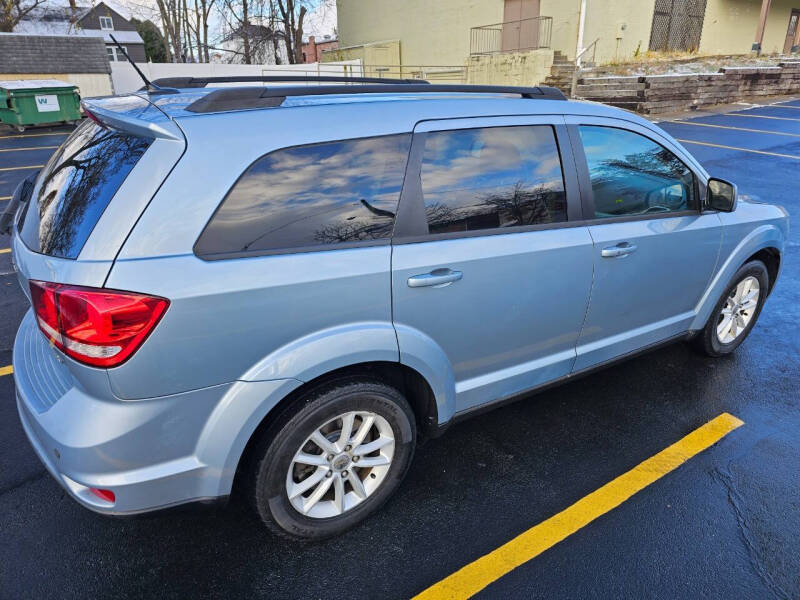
[601,242,638,258]
[407,268,463,288]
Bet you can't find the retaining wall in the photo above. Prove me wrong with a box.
[576,61,800,114]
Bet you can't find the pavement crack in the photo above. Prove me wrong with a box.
[0,469,48,497]
[713,464,791,600]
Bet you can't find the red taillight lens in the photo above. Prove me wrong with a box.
[29,280,169,368]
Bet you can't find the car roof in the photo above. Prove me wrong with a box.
[82,85,656,137]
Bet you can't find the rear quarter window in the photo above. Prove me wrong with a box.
[194,134,411,259]
[19,120,152,259]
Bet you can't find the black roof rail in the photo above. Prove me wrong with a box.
[185,83,567,113]
[146,75,430,90]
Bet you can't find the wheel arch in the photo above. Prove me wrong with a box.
[745,246,780,295]
[691,225,784,331]
[231,361,440,494]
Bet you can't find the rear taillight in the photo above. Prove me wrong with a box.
[29,280,169,368]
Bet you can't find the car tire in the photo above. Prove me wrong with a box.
[247,378,416,540]
[693,260,769,357]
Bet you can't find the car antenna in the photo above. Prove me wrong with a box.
[109,34,178,95]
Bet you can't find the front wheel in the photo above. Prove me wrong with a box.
[693,260,769,357]
[247,379,416,540]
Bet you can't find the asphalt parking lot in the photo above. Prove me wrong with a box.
[1,100,799,599]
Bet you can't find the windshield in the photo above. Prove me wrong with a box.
[18,120,152,259]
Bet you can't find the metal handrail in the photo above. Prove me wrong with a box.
[571,37,600,98]
[470,16,553,55]
[576,37,600,65]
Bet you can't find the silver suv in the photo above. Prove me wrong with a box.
[6,78,787,539]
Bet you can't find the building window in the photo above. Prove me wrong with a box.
[106,46,127,61]
[99,16,114,30]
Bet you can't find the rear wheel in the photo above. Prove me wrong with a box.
[247,379,416,540]
[693,260,769,357]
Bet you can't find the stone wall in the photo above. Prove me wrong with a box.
[576,61,800,115]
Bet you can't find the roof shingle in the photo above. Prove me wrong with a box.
[0,34,111,74]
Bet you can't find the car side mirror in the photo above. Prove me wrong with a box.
[706,178,737,212]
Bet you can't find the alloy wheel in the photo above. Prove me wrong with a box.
[286,411,395,519]
[716,275,760,344]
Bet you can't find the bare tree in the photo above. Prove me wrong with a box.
[274,0,306,64]
[197,0,215,62]
[1,0,48,32]
[154,0,183,61]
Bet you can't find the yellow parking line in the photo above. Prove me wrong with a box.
[0,196,10,201]
[0,165,43,172]
[726,112,800,122]
[669,120,800,137]
[0,248,10,254]
[0,365,12,377]
[0,146,58,152]
[0,132,69,140]
[413,413,744,600]
[675,138,800,160]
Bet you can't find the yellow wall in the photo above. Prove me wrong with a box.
[546,0,657,63]
[335,0,797,72]
[701,0,798,55]
[0,73,112,97]
[336,0,503,67]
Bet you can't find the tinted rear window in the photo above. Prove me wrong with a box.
[195,134,411,258]
[19,120,152,259]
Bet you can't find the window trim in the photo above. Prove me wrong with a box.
[392,116,582,244]
[193,132,411,261]
[564,117,704,223]
[99,15,114,30]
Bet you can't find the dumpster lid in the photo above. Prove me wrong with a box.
[0,79,77,91]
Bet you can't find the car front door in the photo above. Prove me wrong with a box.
[391,116,594,415]
[565,116,723,372]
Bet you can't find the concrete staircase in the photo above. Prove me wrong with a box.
[543,51,575,95]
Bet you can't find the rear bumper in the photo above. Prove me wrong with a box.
[13,309,299,515]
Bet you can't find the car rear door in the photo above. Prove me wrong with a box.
[565,116,723,372]
[391,116,594,415]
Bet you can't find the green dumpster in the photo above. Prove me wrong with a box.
[0,79,82,133]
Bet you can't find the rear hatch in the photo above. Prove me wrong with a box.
[10,93,185,403]
[12,93,186,295]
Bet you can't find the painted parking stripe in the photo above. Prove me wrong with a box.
[726,112,800,122]
[0,196,10,201]
[668,120,800,138]
[0,165,44,172]
[413,413,744,600]
[0,132,69,140]
[0,365,12,377]
[0,146,58,153]
[674,138,800,160]
[0,248,10,254]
